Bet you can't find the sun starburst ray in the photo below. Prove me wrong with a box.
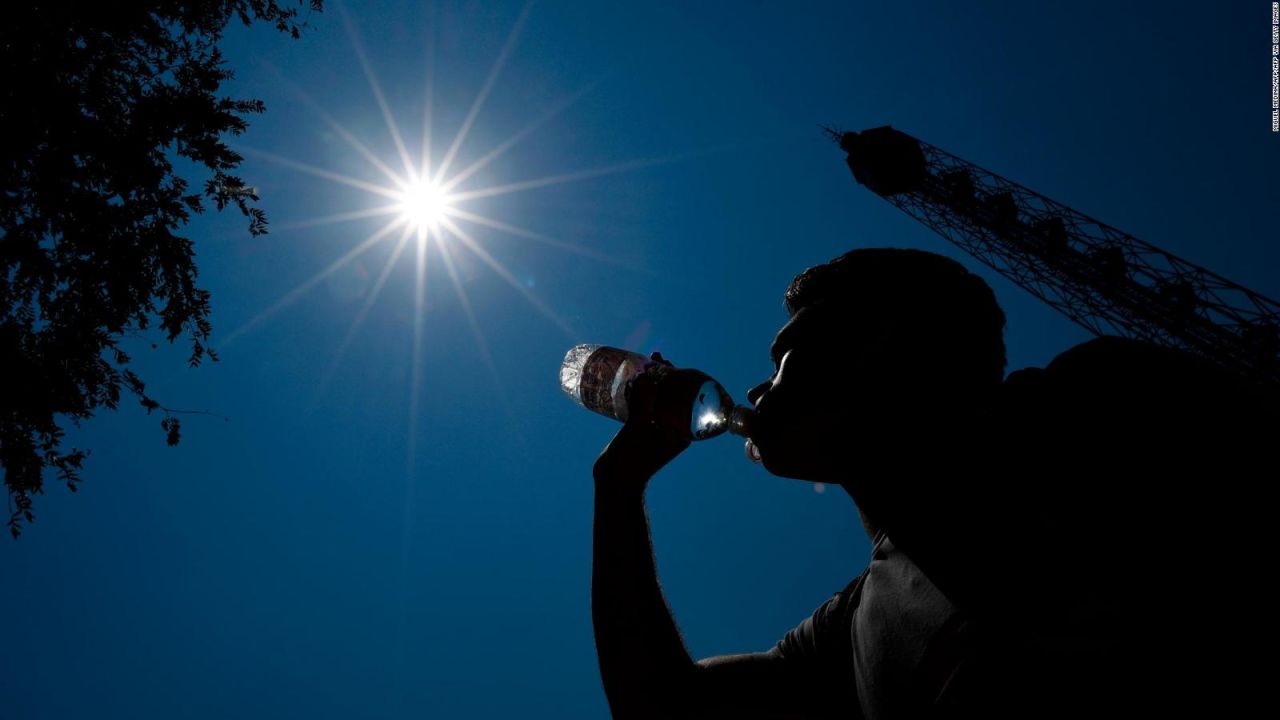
[433,1,533,185]
[263,63,408,188]
[420,3,437,181]
[403,229,430,570]
[445,156,679,203]
[339,1,417,179]
[438,215,577,338]
[439,82,597,195]
[272,204,402,232]
[241,147,405,201]
[442,205,630,268]
[409,227,430,424]
[311,226,414,406]
[223,217,403,345]
[436,236,512,418]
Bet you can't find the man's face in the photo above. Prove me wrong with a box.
[746,307,858,482]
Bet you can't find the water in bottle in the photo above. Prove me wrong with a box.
[560,344,758,452]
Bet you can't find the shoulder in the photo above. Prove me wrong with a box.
[1046,335,1221,381]
[1001,335,1261,413]
[1021,335,1221,385]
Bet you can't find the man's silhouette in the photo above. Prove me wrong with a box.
[590,248,1272,719]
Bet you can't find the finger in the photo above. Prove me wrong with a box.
[625,371,657,423]
[650,351,674,367]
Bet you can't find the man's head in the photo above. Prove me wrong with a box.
[746,248,1006,481]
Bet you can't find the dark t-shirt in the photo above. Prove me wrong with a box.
[775,532,958,720]
[772,336,1275,718]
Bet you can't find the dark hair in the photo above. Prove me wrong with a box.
[784,248,1007,387]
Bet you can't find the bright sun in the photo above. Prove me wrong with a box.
[397,178,452,235]
[225,3,658,605]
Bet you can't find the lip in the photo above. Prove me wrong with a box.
[745,408,769,451]
[747,400,769,436]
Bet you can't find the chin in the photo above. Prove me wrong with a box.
[758,446,825,482]
[751,413,837,482]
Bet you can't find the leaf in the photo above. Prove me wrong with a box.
[161,417,182,447]
[2,0,325,537]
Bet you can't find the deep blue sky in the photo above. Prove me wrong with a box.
[5,1,1277,717]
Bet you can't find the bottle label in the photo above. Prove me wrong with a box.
[580,346,642,421]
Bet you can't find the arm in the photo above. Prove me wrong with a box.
[591,453,695,718]
[589,360,700,717]
[591,364,855,719]
[593,468,854,720]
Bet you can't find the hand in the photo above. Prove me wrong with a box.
[593,352,703,493]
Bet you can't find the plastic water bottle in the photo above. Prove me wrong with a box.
[560,345,759,457]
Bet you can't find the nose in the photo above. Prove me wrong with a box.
[746,379,771,407]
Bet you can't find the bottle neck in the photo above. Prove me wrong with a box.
[728,404,754,438]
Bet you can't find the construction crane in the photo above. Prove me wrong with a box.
[830,126,1280,386]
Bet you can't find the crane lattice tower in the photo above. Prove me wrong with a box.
[834,126,1279,385]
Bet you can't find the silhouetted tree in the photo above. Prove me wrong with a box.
[1,1,324,537]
